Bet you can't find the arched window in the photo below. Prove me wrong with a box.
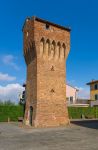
[40,38,44,56]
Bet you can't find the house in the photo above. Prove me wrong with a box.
[66,84,79,105]
[87,80,98,107]
[87,80,98,100]
[66,84,90,107]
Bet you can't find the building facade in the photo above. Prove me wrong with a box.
[23,16,70,127]
[87,80,98,100]
[66,84,78,105]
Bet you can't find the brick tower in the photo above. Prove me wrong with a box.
[23,16,71,127]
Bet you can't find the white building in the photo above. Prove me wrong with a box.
[66,84,79,105]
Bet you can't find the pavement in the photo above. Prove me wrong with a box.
[0,121,98,150]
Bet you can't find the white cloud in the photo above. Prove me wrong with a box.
[76,86,90,99]
[0,83,24,103]
[0,72,16,81]
[2,55,19,70]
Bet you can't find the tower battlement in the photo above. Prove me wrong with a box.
[23,17,70,63]
[23,16,71,127]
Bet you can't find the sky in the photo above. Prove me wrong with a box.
[0,0,98,102]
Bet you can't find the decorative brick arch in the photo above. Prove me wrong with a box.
[50,40,56,59]
[60,43,66,59]
[40,37,45,57]
[62,43,66,58]
[45,39,50,56]
[55,42,61,60]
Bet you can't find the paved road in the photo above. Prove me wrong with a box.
[0,122,98,150]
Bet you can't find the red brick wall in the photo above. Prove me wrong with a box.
[23,17,70,127]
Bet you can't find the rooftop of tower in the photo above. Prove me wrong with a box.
[22,16,71,32]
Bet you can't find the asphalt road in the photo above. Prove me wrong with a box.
[0,122,98,150]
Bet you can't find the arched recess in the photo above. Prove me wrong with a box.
[50,40,56,58]
[55,42,61,60]
[60,43,66,59]
[40,38,45,56]
[45,39,50,56]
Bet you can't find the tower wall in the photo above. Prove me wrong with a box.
[23,17,70,127]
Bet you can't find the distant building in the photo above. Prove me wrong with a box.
[66,84,90,107]
[87,80,98,100]
[66,84,79,105]
[87,80,98,107]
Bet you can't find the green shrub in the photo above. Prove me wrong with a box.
[0,105,24,122]
[1,105,98,122]
[68,107,98,119]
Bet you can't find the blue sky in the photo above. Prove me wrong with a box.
[0,0,98,102]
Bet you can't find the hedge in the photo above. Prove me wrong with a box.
[68,107,98,119]
[0,105,98,122]
[0,105,24,122]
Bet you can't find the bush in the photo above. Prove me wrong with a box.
[68,107,98,119]
[1,105,98,122]
[0,105,24,122]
